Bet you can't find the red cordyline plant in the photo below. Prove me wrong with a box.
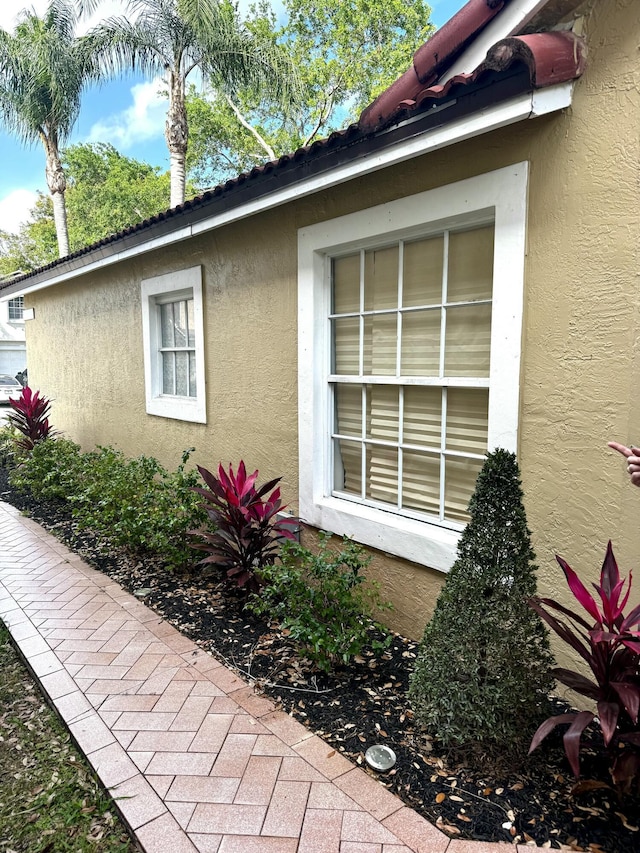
[189,461,298,591]
[529,542,640,788]
[7,386,56,451]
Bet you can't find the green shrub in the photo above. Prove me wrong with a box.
[409,449,554,752]
[0,423,21,469]
[248,533,392,672]
[9,437,83,500]
[10,439,205,571]
[70,446,205,570]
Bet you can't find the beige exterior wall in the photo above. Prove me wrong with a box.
[25,0,640,647]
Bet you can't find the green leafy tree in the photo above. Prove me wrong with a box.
[62,142,172,248]
[0,195,58,276]
[79,0,298,207]
[409,449,554,753]
[0,143,173,273]
[0,0,102,257]
[186,0,434,185]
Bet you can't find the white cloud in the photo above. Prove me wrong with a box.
[86,78,167,149]
[0,189,38,234]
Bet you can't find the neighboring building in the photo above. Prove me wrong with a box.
[0,292,26,380]
[0,0,636,644]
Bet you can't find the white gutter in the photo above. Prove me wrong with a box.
[13,81,574,297]
[441,0,551,82]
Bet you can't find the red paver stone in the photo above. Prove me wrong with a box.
[229,715,268,735]
[382,807,450,853]
[100,694,159,712]
[68,713,116,754]
[189,714,234,753]
[341,812,402,845]
[135,812,200,853]
[340,844,382,853]
[113,711,177,731]
[86,741,139,787]
[155,679,197,712]
[146,750,216,776]
[110,775,167,830]
[54,690,93,722]
[334,769,404,820]
[168,801,197,829]
[277,756,326,782]
[171,695,216,731]
[261,780,310,838]
[203,665,245,693]
[307,782,364,811]
[218,837,298,853]
[189,833,223,853]
[129,730,196,752]
[228,685,278,717]
[298,808,343,853]
[167,775,241,804]
[294,735,353,780]
[188,803,267,835]
[210,734,257,777]
[251,734,296,757]
[234,755,281,805]
[148,775,174,797]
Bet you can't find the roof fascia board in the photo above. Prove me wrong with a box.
[441,0,550,83]
[9,82,573,298]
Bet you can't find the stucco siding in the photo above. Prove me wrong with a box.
[24,0,640,644]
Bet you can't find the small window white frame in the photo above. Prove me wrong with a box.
[8,296,24,322]
[141,266,206,423]
[298,163,529,573]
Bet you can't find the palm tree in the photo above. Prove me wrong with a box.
[0,1,101,258]
[80,0,298,208]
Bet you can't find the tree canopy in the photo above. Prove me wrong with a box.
[0,142,172,275]
[79,0,298,206]
[186,0,435,186]
[0,0,103,256]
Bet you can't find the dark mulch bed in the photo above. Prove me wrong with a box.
[1,468,638,853]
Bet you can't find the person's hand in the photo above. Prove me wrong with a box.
[608,441,640,487]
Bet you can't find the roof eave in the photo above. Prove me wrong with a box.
[0,75,577,300]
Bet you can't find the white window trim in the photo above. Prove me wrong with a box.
[298,163,528,573]
[141,266,206,423]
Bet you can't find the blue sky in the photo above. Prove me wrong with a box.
[0,0,468,233]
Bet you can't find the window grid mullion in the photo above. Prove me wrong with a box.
[398,385,404,509]
[360,384,367,500]
[439,386,448,521]
[439,231,449,379]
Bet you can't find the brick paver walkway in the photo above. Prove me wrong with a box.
[0,499,528,853]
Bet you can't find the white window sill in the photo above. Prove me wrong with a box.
[146,394,206,423]
[300,495,460,573]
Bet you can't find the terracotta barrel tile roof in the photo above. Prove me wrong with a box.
[359,0,508,130]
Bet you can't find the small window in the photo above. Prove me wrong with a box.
[141,267,206,423]
[8,296,24,321]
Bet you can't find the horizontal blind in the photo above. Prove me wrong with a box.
[331,223,494,525]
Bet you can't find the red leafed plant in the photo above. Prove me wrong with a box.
[529,542,640,789]
[189,461,298,591]
[7,386,56,451]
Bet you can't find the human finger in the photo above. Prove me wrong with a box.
[608,441,634,458]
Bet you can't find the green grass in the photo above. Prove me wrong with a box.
[0,621,137,853]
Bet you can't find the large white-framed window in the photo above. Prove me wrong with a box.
[141,266,206,423]
[298,163,528,573]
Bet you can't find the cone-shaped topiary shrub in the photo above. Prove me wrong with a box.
[409,448,554,751]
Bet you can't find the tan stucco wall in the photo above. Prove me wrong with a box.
[25,0,640,647]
